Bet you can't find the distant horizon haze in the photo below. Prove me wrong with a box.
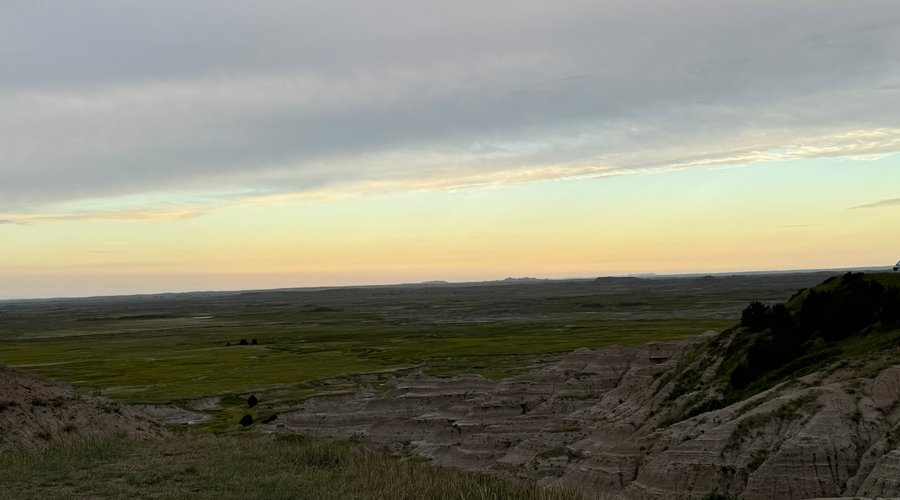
[1,264,895,301]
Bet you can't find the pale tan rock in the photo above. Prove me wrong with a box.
[0,366,165,451]
[273,335,900,499]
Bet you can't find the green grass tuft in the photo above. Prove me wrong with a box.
[724,392,822,452]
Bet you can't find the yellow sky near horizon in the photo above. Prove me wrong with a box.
[3,159,900,299]
[4,1,900,300]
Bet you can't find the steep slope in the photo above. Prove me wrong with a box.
[0,365,165,452]
[614,271,900,498]
[267,272,900,499]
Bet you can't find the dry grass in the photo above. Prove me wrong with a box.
[0,432,583,500]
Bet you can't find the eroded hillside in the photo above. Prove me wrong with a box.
[259,272,900,499]
[0,366,165,453]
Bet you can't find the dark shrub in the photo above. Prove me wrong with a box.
[769,304,795,335]
[880,290,900,328]
[239,339,249,346]
[797,275,885,340]
[741,301,771,331]
[247,395,258,408]
[729,359,754,390]
[239,414,253,426]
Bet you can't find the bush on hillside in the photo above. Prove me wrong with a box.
[724,272,899,397]
[797,273,885,340]
[741,301,771,331]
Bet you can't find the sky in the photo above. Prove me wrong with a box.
[2,0,900,299]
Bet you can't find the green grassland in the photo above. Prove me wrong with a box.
[0,274,834,404]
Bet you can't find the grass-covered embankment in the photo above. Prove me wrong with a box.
[0,433,580,500]
[664,272,900,423]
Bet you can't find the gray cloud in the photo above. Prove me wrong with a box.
[850,198,900,210]
[2,0,900,214]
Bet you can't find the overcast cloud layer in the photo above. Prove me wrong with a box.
[2,0,900,215]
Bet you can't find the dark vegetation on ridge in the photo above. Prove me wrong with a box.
[666,272,900,422]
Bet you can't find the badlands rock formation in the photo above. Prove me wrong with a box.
[0,366,165,452]
[269,334,900,499]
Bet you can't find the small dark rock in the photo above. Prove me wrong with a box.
[239,414,253,427]
[247,395,258,408]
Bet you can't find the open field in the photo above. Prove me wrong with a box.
[0,272,837,405]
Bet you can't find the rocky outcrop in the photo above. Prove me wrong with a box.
[270,335,900,499]
[0,366,165,452]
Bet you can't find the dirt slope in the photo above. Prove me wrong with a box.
[0,366,165,452]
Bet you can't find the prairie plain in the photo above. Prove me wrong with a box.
[0,272,834,407]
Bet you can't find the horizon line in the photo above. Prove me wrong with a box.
[1,265,894,303]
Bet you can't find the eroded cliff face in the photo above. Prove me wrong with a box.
[621,363,900,500]
[268,333,900,499]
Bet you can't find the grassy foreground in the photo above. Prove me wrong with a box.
[0,433,581,500]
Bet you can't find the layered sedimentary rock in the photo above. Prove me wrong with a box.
[271,336,900,499]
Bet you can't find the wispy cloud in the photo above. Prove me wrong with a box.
[850,197,900,210]
[248,127,900,198]
[0,208,205,224]
[5,127,900,223]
